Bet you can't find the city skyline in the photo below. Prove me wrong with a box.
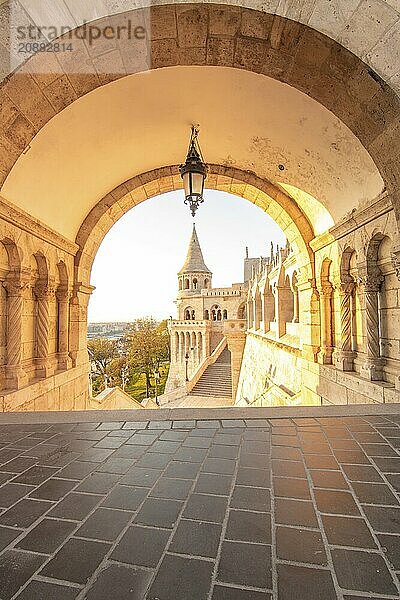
[88,189,286,322]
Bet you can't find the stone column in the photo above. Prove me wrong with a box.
[3,272,30,389]
[69,283,94,368]
[247,299,253,329]
[359,273,384,381]
[276,286,286,338]
[56,286,72,371]
[333,281,355,371]
[34,281,54,378]
[317,284,333,365]
[252,298,257,330]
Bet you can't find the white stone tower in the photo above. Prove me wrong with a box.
[177,224,212,307]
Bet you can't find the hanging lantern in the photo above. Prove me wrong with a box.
[179,126,208,218]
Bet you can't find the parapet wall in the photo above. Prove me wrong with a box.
[0,365,89,412]
[237,333,400,407]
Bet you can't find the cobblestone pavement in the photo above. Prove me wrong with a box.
[0,414,399,599]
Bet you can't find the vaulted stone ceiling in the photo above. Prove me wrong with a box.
[0,1,398,247]
[1,0,400,94]
[1,66,382,240]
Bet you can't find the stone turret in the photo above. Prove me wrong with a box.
[178,224,212,293]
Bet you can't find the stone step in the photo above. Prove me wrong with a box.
[191,348,232,398]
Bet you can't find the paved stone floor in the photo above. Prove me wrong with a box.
[0,414,399,599]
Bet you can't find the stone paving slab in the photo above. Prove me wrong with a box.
[0,414,399,599]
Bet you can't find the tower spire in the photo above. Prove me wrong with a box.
[178,224,212,275]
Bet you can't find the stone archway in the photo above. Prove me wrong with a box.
[0,4,399,223]
[75,165,315,286]
[0,2,399,411]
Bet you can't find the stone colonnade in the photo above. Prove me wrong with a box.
[166,321,212,390]
[0,211,92,411]
[243,200,400,405]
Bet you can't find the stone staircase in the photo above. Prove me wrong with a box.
[191,347,232,398]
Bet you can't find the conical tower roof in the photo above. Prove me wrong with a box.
[179,224,212,275]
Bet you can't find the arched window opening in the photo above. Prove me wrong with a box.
[211,304,221,321]
[191,309,195,320]
[193,278,198,290]
[223,309,228,320]
[238,303,247,320]
[204,278,209,289]
[179,279,183,291]
[377,237,394,361]
[184,278,189,289]
[204,310,209,320]
[184,307,193,321]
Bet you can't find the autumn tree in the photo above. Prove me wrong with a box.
[125,317,170,397]
[87,338,119,378]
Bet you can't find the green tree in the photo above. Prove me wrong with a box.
[87,338,119,378]
[125,317,170,398]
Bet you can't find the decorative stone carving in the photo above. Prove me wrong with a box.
[391,250,400,281]
[358,271,384,381]
[333,280,356,372]
[56,286,72,370]
[33,280,55,378]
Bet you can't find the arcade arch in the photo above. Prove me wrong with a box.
[0,3,398,409]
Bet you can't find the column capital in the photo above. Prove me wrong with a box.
[357,271,383,292]
[33,280,56,300]
[317,282,333,298]
[3,270,31,296]
[56,285,72,302]
[391,249,400,281]
[336,279,355,295]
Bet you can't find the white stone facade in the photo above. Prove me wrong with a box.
[166,225,247,392]
[238,196,400,406]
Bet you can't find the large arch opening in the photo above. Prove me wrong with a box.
[0,3,398,411]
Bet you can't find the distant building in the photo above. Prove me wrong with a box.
[166,225,250,392]
[87,322,130,340]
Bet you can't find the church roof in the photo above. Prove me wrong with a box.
[179,224,212,275]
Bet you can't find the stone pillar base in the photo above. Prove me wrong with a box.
[360,358,384,381]
[333,350,355,372]
[35,358,53,379]
[317,347,333,365]
[6,366,28,390]
[57,353,73,371]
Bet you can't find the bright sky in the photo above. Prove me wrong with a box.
[88,189,286,322]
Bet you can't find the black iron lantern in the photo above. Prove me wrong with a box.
[180,126,207,218]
